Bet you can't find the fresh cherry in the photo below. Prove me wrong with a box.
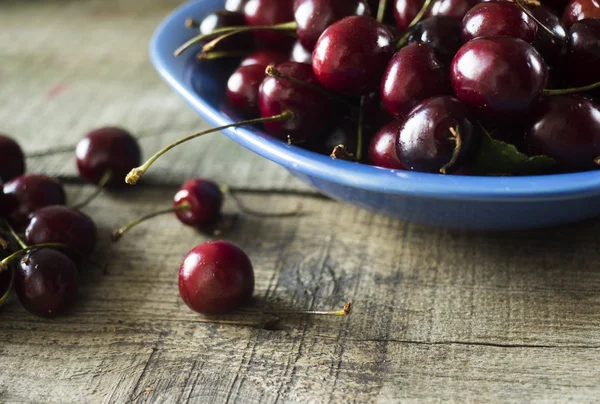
[369,120,405,169]
[407,15,463,65]
[3,174,67,229]
[381,43,451,120]
[226,0,250,13]
[450,37,548,121]
[178,240,254,315]
[564,19,600,90]
[25,206,97,258]
[0,134,26,182]
[525,95,600,172]
[76,127,142,187]
[12,248,78,318]
[461,1,537,43]
[312,16,395,96]
[240,49,289,67]
[428,0,478,19]
[243,0,296,49]
[530,5,568,67]
[227,64,266,116]
[396,96,481,173]
[289,40,313,64]
[562,0,600,28]
[173,178,224,228]
[195,10,253,51]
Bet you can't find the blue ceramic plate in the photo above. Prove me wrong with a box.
[150,0,600,230]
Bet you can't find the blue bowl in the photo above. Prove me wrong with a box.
[150,0,600,230]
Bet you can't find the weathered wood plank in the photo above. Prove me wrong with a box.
[1,184,599,402]
[0,0,310,191]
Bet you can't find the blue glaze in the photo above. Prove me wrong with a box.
[150,0,600,230]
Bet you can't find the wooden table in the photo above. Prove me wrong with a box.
[2,1,600,402]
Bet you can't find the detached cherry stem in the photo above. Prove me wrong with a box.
[220,185,303,218]
[543,80,600,96]
[72,170,112,210]
[3,219,27,249]
[111,203,192,242]
[440,126,462,174]
[125,110,295,185]
[396,0,436,48]
[513,0,563,41]
[0,243,71,272]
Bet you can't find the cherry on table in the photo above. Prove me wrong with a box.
[525,95,600,172]
[530,5,568,67]
[564,19,600,90]
[25,206,97,258]
[12,248,78,318]
[461,1,538,43]
[407,15,463,65]
[179,240,254,315]
[0,134,25,182]
[312,15,394,96]
[243,0,295,49]
[76,127,141,187]
[562,0,600,28]
[227,64,267,117]
[396,96,481,173]
[381,43,451,120]
[450,37,548,122]
[3,174,67,229]
[369,120,405,169]
[173,178,224,228]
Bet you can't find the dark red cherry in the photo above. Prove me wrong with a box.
[289,40,313,64]
[461,1,537,43]
[530,6,568,67]
[428,0,478,19]
[525,95,600,172]
[369,120,405,169]
[562,0,600,28]
[407,16,463,65]
[0,134,25,182]
[25,206,97,258]
[198,10,253,51]
[564,19,600,89]
[240,49,289,67]
[259,61,334,142]
[381,43,451,120]
[396,96,481,173]
[13,249,77,318]
[226,0,249,12]
[312,16,394,96]
[76,127,141,187]
[451,37,548,121]
[173,178,224,228]
[178,240,254,315]
[294,0,371,49]
[393,0,475,31]
[244,0,295,49]
[393,0,424,31]
[227,64,266,116]
[3,174,67,229]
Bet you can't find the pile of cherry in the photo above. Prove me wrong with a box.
[168,0,600,176]
[1,129,333,322]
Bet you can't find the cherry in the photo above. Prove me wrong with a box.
[381,43,451,120]
[226,0,249,13]
[393,0,427,31]
[313,16,394,96]
[294,0,371,49]
[173,178,223,228]
[194,10,253,51]
[259,62,334,142]
[227,64,266,116]
[243,0,295,49]
[451,37,548,121]
[12,248,78,318]
[240,49,289,67]
[461,1,538,43]
[0,134,26,182]
[393,0,476,31]
[369,120,406,169]
[178,240,254,315]
[25,206,97,258]
[3,174,67,229]
[530,5,568,67]
[525,95,600,172]
[407,15,463,65]
[564,19,600,90]
[289,40,313,64]
[562,0,600,28]
[76,127,141,187]
[396,96,481,173]
[428,0,477,19]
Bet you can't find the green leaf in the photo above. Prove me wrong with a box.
[472,127,556,176]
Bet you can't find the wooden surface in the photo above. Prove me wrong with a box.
[1,1,600,403]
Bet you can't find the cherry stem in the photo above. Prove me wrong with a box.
[244,301,353,317]
[185,18,200,29]
[0,243,70,272]
[3,219,27,249]
[377,0,388,22]
[543,80,600,96]
[197,50,250,61]
[356,97,366,161]
[111,203,192,242]
[175,21,297,56]
[72,170,112,210]
[330,144,357,161]
[440,126,462,174]
[396,0,435,48]
[125,110,295,185]
[594,157,600,166]
[220,185,302,217]
[512,0,562,41]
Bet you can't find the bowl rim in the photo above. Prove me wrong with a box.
[149,0,600,202]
